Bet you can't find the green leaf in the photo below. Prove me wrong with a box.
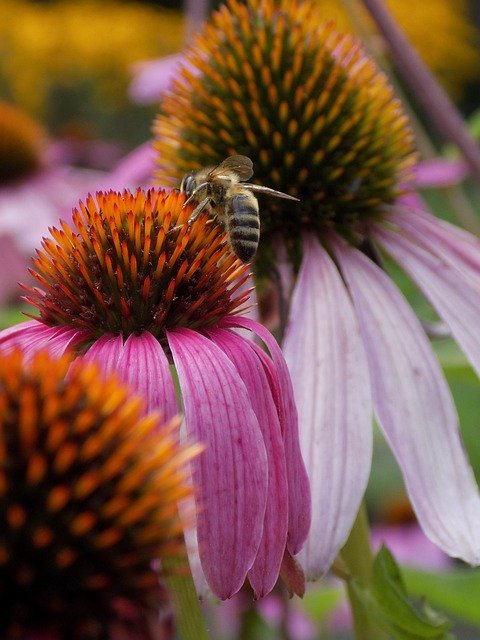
[301,585,343,622]
[352,546,453,639]
[403,566,480,627]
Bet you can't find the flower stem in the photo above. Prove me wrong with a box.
[163,534,210,640]
[339,502,386,640]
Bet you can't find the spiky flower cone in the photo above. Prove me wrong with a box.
[24,188,251,346]
[154,0,417,274]
[0,349,198,639]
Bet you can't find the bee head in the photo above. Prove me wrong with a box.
[180,172,197,198]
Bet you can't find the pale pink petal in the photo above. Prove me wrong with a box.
[412,158,468,188]
[281,235,372,579]
[221,315,311,556]
[375,220,480,377]
[104,142,156,191]
[167,327,268,599]
[0,320,88,359]
[206,326,288,598]
[0,234,27,303]
[333,238,480,564]
[389,206,480,280]
[0,167,103,253]
[129,54,188,104]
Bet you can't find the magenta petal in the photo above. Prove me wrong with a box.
[221,315,311,556]
[0,320,88,359]
[118,332,177,419]
[333,238,480,564]
[206,327,288,598]
[167,327,268,599]
[82,333,124,371]
[83,332,177,419]
[375,216,480,377]
[282,235,372,578]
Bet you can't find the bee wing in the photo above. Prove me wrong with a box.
[241,183,300,201]
[210,155,254,181]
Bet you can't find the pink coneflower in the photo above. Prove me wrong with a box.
[153,0,480,580]
[0,348,198,640]
[0,187,310,600]
[0,101,101,302]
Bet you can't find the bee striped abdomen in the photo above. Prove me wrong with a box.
[228,193,260,262]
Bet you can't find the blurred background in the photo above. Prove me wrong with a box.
[1,1,479,638]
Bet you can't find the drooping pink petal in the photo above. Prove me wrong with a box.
[412,158,468,188]
[333,237,480,564]
[374,219,480,377]
[129,53,191,104]
[83,331,178,419]
[221,315,311,556]
[206,326,288,598]
[281,235,372,579]
[120,332,177,419]
[82,333,124,371]
[0,319,89,359]
[167,327,268,599]
[388,206,480,279]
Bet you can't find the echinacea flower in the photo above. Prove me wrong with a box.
[153,0,480,579]
[0,188,310,599]
[0,348,198,639]
[0,101,101,302]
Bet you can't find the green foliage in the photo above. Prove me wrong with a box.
[403,566,480,628]
[353,547,454,639]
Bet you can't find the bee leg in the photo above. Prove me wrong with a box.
[187,198,210,221]
[167,198,210,234]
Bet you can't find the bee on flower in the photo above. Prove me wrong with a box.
[153,0,480,579]
[0,187,311,600]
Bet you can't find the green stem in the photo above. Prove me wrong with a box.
[339,502,386,640]
[163,534,210,640]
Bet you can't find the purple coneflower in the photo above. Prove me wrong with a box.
[0,101,102,302]
[0,348,198,640]
[0,187,310,599]
[153,0,480,579]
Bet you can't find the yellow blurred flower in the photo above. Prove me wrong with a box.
[316,0,479,98]
[0,0,183,116]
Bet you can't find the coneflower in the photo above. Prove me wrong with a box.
[0,348,198,639]
[153,0,480,578]
[0,187,310,599]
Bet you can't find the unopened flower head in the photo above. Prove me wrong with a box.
[155,0,480,580]
[1,188,311,600]
[154,0,417,272]
[0,348,197,639]
[0,101,48,184]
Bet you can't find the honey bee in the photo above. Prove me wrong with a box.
[179,155,299,262]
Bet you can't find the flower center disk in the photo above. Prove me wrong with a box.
[154,0,418,269]
[25,189,251,342]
